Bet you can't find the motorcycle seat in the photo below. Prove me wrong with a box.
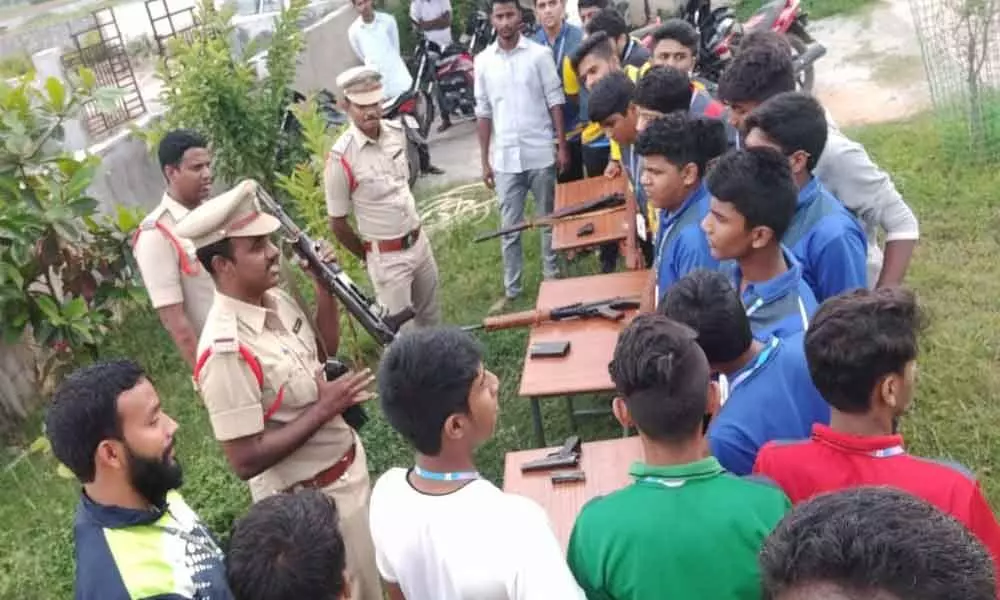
[752,0,784,30]
[382,90,416,113]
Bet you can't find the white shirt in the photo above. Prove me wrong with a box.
[369,468,586,600]
[474,35,566,173]
[410,0,453,50]
[348,12,414,100]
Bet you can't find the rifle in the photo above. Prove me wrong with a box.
[463,296,640,332]
[474,192,626,243]
[253,183,415,345]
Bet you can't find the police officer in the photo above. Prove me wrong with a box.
[132,129,216,369]
[175,180,383,600]
[325,66,441,329]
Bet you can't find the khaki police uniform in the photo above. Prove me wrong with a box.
[176,181,382,600]
[132,194,216,334]
[325,65,441,329]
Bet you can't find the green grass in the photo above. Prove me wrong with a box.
[735,0,879,21]
[3,113,1000,597]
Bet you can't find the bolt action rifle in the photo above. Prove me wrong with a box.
[474,192,626,243]
[462,296,640,332]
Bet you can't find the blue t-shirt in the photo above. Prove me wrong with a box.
[709,333,831,475]
[784,177,868,302]
[653,182,719,306]
[726,247,818,341]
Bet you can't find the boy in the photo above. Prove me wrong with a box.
[702,147,818,340]
[753,288,1000,573]
[588,70,653,266]
[660,269,829,475]
[717,36,919,288]
[227,490,349,600]
[585,8,650,69]
[636,112,727,310]
[646,20,727,112]
[744,91,867,302]
[567,314,790,599]
[369,327,584,599]
[577,0,607,27]
[761,487,998,600]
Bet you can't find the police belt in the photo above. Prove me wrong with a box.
[363,227,421,254]
[285,442,357,492]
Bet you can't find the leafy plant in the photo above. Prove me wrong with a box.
[139,0,309,190]
[0,70,145,389]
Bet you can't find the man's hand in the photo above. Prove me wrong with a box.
[482,162,495,190]
[604,160,622,178]
[298,240,337,281]
[556,142,570,174]
[314,367,374,422]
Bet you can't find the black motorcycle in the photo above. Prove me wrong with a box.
[404,29,477,134]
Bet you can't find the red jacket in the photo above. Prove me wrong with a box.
[755,424,1000,577]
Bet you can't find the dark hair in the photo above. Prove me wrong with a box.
[45,360,146,482]
[378,327,484,455]
[570,30,615,74]
[761,487,997,600]
[608,314,711,442]
[577,0,608,9]
[585,8,628,38]
[745,91,828,171]
[633,65,693,115]
[739,29,793,56]
[196,238,234,276]
[804,288,925,414]
[227,490,347,600]
[588,70,635,124]
[705,146,797,240]
[660,270,752,364]
[634,112,727,177]
[490,0,521,12]
[158,129,207,173]
[650,18,698,53]
[717,42,795,105]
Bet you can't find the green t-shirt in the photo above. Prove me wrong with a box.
[567,457,790,600]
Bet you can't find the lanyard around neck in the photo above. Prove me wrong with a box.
[546,25,567,67]
[728,336,779,392]
[413,465,481,482]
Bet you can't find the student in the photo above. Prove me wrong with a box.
[717,36,920,288]
[634,112,727,310]
[588,70,654,267]
[585,8,650,69]
[761,487,998,600]
[532,0,586,183]
[369,327,584,599]
[577,0,607,27]
[227,490,349,600]
[567,314,790,599]
[753,288,1000,573]
[744,91,867,302]
[702,147,818,340]
[660,269,829,475]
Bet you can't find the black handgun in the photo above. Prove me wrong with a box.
[520,435,582,472]
[325,358,369,432]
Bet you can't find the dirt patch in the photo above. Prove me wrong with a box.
[810,0,932,126]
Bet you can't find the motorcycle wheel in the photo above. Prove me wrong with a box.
[415,89,435,139]
[406,137,420,188]
[787,30,815,91]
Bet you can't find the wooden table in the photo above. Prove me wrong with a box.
[503,437,642,551]
[552,176,638,268]
[519,269,649,446]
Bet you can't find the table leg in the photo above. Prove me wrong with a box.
[530,397,546,447]
[565,396,577,431]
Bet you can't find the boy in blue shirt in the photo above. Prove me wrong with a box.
[744,92,868,302]
[635,112,728,310]
[588,70,653,267]
[660,269,830,475]
[702,147,818,340]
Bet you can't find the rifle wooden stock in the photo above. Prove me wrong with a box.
[480,309,552,331]
[474,192,626,243]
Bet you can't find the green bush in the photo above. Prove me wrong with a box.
[0,53,32,79]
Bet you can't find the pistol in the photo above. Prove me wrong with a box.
[520,435,582,472]
[325,358,370,432]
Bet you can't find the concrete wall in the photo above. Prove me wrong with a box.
[290,3,361,96]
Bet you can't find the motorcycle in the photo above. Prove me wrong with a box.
[406,29,477,131]
[461,3,539,56]
[383,91,429,188]
[633,0,825,91]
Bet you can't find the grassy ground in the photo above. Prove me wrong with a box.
[735,0,879,21]
[2,113,1000,597]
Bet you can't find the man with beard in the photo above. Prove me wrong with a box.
[45,359,233,600]
[325,66,441,330]
[177,181,382,600]
[132,129,216,369]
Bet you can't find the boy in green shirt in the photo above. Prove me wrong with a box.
[567,314,791,599]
